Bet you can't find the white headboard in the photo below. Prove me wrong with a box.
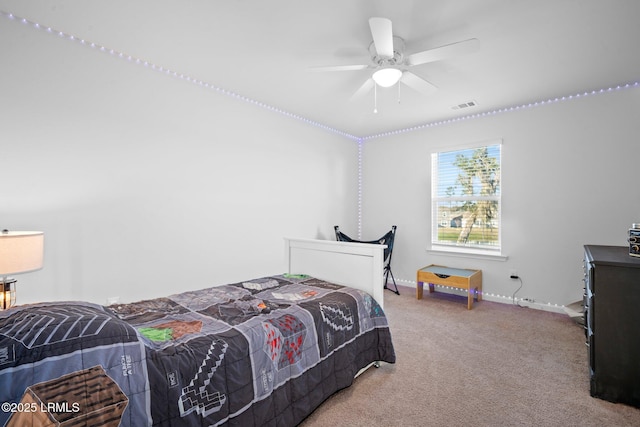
[284,238,386,308]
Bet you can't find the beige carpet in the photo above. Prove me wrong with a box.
[300,286,640,426]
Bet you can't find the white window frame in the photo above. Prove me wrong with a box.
[430,141,504,259]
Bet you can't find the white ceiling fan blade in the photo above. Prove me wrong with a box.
[369,17,394,59]
[350,78,374,100]
[406,38,479,66]
[308,64,370,72]
[400,71,437,95]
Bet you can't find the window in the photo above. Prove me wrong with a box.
[431,142,501,253]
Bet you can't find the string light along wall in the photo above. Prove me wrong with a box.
[2,8,638,142]
[0,10,360,142]
[362,81,640,141]
[3,9,639,310]
[357,139,364,239]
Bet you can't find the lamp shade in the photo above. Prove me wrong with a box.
[372,67,403,88]
[0,231,44,276]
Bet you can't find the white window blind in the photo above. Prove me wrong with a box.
[431,143,501,251]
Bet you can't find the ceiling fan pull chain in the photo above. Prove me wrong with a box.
[398,81,401,104]
[373,82,378,114]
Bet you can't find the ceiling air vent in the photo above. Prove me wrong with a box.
[452,101,477,110]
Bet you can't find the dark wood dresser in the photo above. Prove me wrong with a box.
[583,245,640,407]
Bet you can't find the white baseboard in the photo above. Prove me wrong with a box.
[392,280,566,314]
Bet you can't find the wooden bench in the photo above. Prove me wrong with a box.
[416,265,482,310]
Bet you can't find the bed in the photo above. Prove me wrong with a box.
[0,238,395,426]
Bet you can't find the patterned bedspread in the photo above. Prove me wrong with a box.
[0,275,395,426]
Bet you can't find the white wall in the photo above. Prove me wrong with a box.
[1,21,358,305]
[3,10,639,310]
[361,87,640,307]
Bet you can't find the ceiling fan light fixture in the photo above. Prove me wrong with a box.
[372,67,402,87]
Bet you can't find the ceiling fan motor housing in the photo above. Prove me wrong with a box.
[369,36,405,67]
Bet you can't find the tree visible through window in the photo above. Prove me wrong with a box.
[431,143,501,251]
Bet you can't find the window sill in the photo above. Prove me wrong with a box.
[426,246,508,261]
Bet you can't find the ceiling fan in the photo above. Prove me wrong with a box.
[313,17,479,102]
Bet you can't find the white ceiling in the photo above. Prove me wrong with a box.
[1,0,639,138]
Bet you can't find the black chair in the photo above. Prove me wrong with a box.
[334,225,399,295]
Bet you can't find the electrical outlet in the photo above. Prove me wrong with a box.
[107,296,120,305]
[522,297,534,303]
[509,270,519,279]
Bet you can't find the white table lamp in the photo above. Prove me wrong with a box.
[0,230,44,309]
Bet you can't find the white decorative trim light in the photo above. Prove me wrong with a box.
[2,10,638,143]
[362,82,640,140]
[0,10,360,142]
